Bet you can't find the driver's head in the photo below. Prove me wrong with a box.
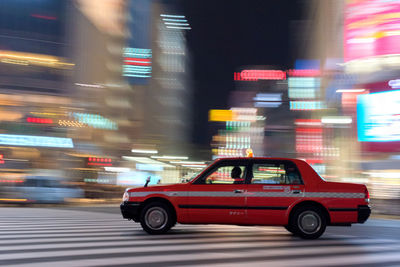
[231,166,242,179]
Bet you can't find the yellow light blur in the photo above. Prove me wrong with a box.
[0,198,27,202]
[58,120,86,128]
[0,111,23,121]
[0,50,75,69]
[209,109,233,122]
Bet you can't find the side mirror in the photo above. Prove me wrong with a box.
[144,176,151,188]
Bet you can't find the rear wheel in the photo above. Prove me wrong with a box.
[290,205,326,239]
[140,201,175,234]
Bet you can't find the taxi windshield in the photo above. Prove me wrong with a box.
[187,163,212,182]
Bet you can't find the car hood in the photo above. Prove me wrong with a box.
[127,183,188,192]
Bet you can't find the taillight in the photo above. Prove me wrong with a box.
[122,192,129,202]
[365,188,370,203]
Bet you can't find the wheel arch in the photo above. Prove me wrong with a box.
[287,200,331,225]
[140,197,177,223]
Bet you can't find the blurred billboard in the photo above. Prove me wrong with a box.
[358,90,400,143]
[344,0,400,61]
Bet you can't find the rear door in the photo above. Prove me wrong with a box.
[245,160,304,225]
[185,160,249,224]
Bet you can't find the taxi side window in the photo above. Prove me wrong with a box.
[251,162,302,185]
[204,165,246,185]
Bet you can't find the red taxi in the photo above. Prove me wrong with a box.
[120,157,371,239]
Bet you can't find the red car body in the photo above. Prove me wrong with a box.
[121,157,370,238]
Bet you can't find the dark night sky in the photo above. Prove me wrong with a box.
[181,0,304,146]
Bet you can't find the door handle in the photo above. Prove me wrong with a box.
[292,190,302,194]
[234,189,244,193]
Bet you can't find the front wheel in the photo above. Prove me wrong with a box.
[290,205,326,239]
[140,202,175,234]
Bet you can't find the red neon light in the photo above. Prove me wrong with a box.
[0,180,23,183]
[124,62,151,66]
[288,69,320,77]
[241,70,286,81]
[88,158,112,163]
[31,14,57,20]
[124,57,151,63]
[26,117,53,124]
[296,128,323,133]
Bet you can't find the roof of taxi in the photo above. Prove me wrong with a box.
[213,157,304,162]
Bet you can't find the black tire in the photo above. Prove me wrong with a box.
[140,201,175,234]
[284,225,298,235]
[290,205,326,239]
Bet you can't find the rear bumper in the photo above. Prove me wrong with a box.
[358,205,371,223]
[120,202,141,222]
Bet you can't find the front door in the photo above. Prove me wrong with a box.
[184,161,248,224]
[246,160,305,225]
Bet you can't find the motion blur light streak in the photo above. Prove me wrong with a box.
[26,117,53,124]
[160,14,185,18]
[75,83,104,88]
[166,26,192,30]
[336,89,366,93]
[290,101,326,110]
[321,116,353,124]
[0,50,74,69]
[0,135,73,148]
[123,157,175,168]
[131,149,158,154]
[287,69,321,77]
[71,113,117,130]
[104,167,130,173]
[151,155,189,160]
[295,119,322,126]
[0,198,27,202]
[388,79,400,88]
[136,164,164,171]
[170,161,206,165]
[30,14,57,20]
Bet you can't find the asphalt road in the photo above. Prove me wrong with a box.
[0,206,399,266]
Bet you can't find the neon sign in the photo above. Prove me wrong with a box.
[26,117,53,124]
[287,69,320,77]
[123,48,152,78]
[87,157,112,167]
[290,101,326,110]
[0,134,73,148]
[234,70,286,81]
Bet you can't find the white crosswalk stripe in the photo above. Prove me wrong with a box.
[0,207,399,267]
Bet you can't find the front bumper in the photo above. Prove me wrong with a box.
[358,205,371,223]
[120,201,141,222]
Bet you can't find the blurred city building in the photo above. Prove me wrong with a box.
[301,0,400,200]
[0,0,75,185]
[0,0,200,198]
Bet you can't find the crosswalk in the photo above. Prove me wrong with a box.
[0,207,399,266]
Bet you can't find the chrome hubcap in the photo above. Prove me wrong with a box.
[298,211,321,234]
[145,207,168,230]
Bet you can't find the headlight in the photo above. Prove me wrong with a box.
[122,192,129,202]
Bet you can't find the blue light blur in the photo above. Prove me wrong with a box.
[0,134,74,148]
[357,90,400,142]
